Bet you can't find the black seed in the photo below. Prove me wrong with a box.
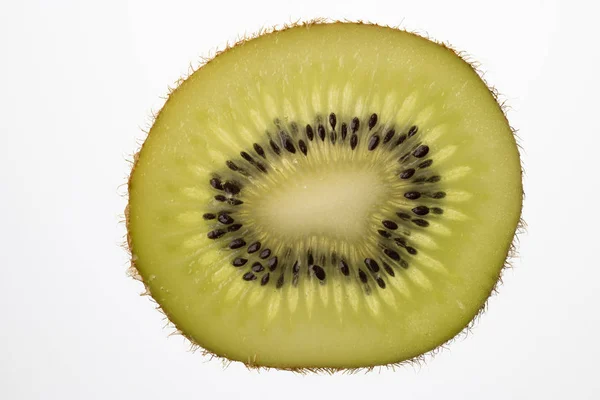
[368,113,378,130]
[406,246,417,255]
[229,238,246,249]
[339,260,350,276]
[329,113,337,129]
[376,277,386,289]
[214,195,226,202]
[395,238,407,247]
[223,181,240,195]
[276,274,284,288]
[261,273,270,286]
[383,129,395,143]
[226,160,238,171]
[412,219,430,227]
[412,206,430,216]
[418,159,433,168]
[404,191,421,200]
[267,257,278,271]
[431,207,444,214]
[307,252,314,266]
[232,258,247,267]
[382,220,398,230]
[259,249,271,259]
[202,213,216,220]
[350,134,358,150]
[400,168,415,179]
[407,125,418,137]
[358,269,368,283]
[312,265,326,281]
[432,191,446,199]
[396,212,411,220]
[306,124,314,141]
[228,199,244,205]
[384,248,400,261]
[318,124,326,141]
[228,224,242,232]
[269,139,281,155]
[247,242,261,253]
[292,260,300,274]
[207,229,226,239]
[253,143,266,158]
[210,178,223,190]
[254,162,268,173]
[378,229,391,238]
[240,151,254,163]
[252,262,264,273]
[399,259,409,268]
[331,252,337,265]
[383,262,395,277]
[395,134,407,147]
[243,272,256,281]
[368,135,380,151]
[299,140,307,155]
[351,117,360,133]
[330,130,337,144]
[413,145,429,158]
[218,212,234,224]
[427,175,441,183]
[341,123,348,140]
[364,258,380,273]
[282,134,296,153]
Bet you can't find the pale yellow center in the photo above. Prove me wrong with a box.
[247,165,388,242]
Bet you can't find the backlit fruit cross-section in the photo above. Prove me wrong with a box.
[126,22,523,370]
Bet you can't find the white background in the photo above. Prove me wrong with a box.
[1,0,599,399]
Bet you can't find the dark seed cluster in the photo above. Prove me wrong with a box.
[202,112,447,292]
[211,234,424,293]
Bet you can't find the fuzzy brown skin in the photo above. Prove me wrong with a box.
[122,19,525,374]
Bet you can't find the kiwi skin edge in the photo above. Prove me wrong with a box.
[121,18,525,374]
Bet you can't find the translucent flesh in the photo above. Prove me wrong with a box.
[127,23,522,369]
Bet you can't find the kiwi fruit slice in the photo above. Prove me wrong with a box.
[126,21,523,370]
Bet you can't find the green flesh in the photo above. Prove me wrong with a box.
[127,22,522,369]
